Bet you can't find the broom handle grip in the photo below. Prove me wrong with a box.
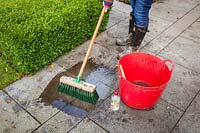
[78,7,106,77]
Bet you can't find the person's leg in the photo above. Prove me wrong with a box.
[116,0,153,59]
[132,0,153,48]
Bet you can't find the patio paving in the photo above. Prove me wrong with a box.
[1,0,200,132]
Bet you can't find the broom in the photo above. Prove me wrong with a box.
[58,7,107,104]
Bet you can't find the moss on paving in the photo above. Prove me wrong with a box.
[0,57,21,90]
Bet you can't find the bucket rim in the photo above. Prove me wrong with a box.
[118,52,175,89]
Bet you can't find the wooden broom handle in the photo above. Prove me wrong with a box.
[78,7,106,77]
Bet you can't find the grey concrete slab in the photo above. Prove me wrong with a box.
[156,0,199,9]
[181,18,200,43]
[106,8,129,29]
[89,98,183,133]
[33,63,65,89]
[150,1,193,22]
[172,4,200,30]
[171,92,200,133]
[112,1,131,14]
[161,63,200,111]
[143,25,183,53]
[55,41,112,70]
[0,91,39,133]
[158,36,200,73]
[34,111,83,133]
[69,118,107,133]
[4,76,61,123]
[144,4,200,54]
[146,15,173,42]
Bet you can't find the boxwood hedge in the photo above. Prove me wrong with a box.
[0,0,108,74]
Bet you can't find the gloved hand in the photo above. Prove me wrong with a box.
[103,0,113,9]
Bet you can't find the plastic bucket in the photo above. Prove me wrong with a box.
[118,52,174,110]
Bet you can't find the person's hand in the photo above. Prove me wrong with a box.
[103,0,113,10]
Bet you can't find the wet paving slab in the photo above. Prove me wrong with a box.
[88,97,183,133]
[0,91,39,133]
[40,59,118,112]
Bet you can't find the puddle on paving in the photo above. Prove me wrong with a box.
[52,99,89,118]
[39,59,117,117]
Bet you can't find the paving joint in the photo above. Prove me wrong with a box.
[143,3,200,51]
[2,89,42,125]
[157,16,200,55]
[87,118,110,133]
[170,87,200,132]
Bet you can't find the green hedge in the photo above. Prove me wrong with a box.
[0,0,108,74]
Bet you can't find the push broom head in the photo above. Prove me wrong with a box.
[57,76,99,104]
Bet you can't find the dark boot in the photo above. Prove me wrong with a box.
[117,25,147,60]
[116,14,135,46]
[131,25,147,49]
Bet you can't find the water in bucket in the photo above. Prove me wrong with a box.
[132,80,152,87]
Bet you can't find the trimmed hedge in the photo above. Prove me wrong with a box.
[0,0,108,74]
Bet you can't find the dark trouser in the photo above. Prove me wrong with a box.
[130,0,153,28]
[128,0,153,47]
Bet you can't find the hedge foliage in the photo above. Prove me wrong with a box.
[0,0,108,74]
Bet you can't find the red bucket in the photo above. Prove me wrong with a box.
[118,52,174,110]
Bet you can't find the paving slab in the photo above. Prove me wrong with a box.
[112,1,131,14]
[172,4,200,30]
[106,7,129,29]
[146,15,173,42]
[171,92,200,133]
[143,25,183,53]
[161,62,200,111]
[181,18,200,43]
[69,118,107,133]
[4,63,65,123]
[144,4,200,54]
[0,91,39,133]
[34,63,65,89]
[156,0,199,10]
[34,111,84,133]
[89,97,183,133]
[150,1,194,22]
[158,36,200,73]
[55,41,112,70]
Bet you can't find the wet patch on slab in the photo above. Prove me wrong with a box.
[39,59,117,116]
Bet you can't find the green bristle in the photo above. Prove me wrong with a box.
[57,83,99,104]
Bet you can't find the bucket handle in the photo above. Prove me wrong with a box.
[162,60,175,72]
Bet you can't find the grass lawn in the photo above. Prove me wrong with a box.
[0,57,21,90]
